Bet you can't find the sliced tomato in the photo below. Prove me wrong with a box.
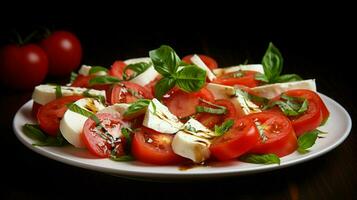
[210,117,260,161]
[37,96,83,136]
[82,113,126,158]
[144,75,162,97]
[195,99,237,129]
[32,102,42,118]
[247,112,297,157]
[131,127,184,165]
[182,54,218,70]
[285,89,329,125]
[70,74,93,88]
[108,81,153,104]
[212,70,260,88]
[162,87,215,118]
[108,60,134,79]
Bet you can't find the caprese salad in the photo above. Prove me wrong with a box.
[23,43,329,165]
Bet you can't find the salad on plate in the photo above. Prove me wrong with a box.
[23,43,330,167]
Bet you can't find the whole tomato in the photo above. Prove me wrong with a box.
[40,31,82,76]
[0,44,48,90]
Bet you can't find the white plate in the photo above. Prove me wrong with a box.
[13,93,351,179]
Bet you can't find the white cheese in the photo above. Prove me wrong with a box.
[190,54,216,81]
[123,57,160,86]
[32,85,106,105]
[251,79,316,99]
[142,98,183,134]
[60,98,105,148]
[213,64,264,76]
[97,103,130,118]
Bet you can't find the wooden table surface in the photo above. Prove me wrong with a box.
[0,19,356,199]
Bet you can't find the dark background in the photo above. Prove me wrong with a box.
[1,7,356,199]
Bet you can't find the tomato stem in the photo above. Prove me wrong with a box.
[14,31,24,45]
[23,30,39,44]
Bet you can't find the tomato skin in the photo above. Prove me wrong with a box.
[70,74,93,88]
[182,54,218,70]
[131,127,184,165]
[210,118,260,161]
[32,102,42,118]
[163,87,215,118]
[37,96,82,136]
[108,60,133,79]
[109,81,153,104]
[40,31,82,76]
[247,112,297,157]
[82,113,126,158]
[0,44,48,90]
[212,71,259,88]
[195,99,237,129]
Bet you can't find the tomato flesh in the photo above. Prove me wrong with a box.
[37,96,83,136]
[213,71,259,87]
[182,54,218,70]
[109,60,133,79]
[109,81,153,104]
[131,127,184,165]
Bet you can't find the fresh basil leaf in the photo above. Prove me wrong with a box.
[196,106,226,114]
[214,119,234,136]
[110,154,134,162]
[261,42,283,83]
[255,73,269,83]
[123,62,151,80]
[154,77,176,99]
[272,101,300,116]
[149,45,181,76]
[89,76,121,86]
[297,129,326,153]
[70,72,78,83]
[88,66,108,75]
[175,65,206,92]
[67,103,94,118]
[55,85,62,99]
[124,99,151,117]
[90,115,101,125]
[266,96,309,116]
[276,74,303,83]
[248,93,269,105]
[83,89,106,105]
[240,153,280,165]
[121,128,132,144]
[298,99,309,113]
[23,124,68,146]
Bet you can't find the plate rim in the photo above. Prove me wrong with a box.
[13,93,352,179]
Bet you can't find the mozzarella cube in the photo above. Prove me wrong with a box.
[190,54,216,81]
[124,57,160,86]
[213,64,264,76]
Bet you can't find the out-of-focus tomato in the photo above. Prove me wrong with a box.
[40,31,82,76]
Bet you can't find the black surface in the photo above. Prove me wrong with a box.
[1,12,356,199]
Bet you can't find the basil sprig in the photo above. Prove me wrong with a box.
[123,62,152,80]
[297,129,327,154]
[150,45,206,99]
[89,76,121,86]
[23,124,67,146]
[195,98,227,115]
[214,119,234,136]
[88,66,108,75]
[240,153,280,165]
[255,42,302,84]
[265,94,309,116]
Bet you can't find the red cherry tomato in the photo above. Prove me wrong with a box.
[212,71,260,88]
[40,31,82,76]
[182,54,218,70]
[37,96,83,136]
[0,44,48,90]
[109,81,153,104]
[131,127,184,165]
[210,117,260,161]
[247,112,298,157]
[162,87,215,118]
[82,113,126,158]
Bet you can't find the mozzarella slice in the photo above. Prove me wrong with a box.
[251,79,316,99]
[172,118,215,163]
[142,98,183,134]
[32,85,106,105]
[97,103,130,118]
[78,65,107,76]
[190,54,216,81]
[206,83,261,115]
[213,64,264,76]
[124,57,160,86]
[60,98,105,148]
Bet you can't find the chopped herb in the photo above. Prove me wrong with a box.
[124,99,151,117]
[70,72,78,83]
[123,62,152,80]
[88,66,108,75]
[55,85,62,99]
[83,89,106,104]
[89,76,121,86]
[214,119,234,136]
[240,153,280,165]
[67,103,94,118]
[196,106,227,114]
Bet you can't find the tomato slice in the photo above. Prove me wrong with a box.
[162,87,215,118]
[195,99,237,129]
[247,112,297,157]
[212,70,260,87]
[182,54,218,70]
[131,127,184,165]
[144,75,162,97]
[70,74,93,88]
[82,113,126,158]
[108,60,133,79]
[108,81,153,104]
[284,89,329,124]
[32,102,42,118]
[37,96,83,136]
[210,118,260,161]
